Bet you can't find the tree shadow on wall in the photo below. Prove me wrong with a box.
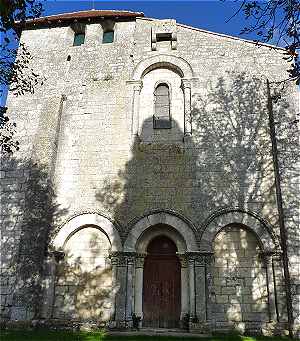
[95,72,297,239]
[212,224,269,334]
[95,117,194,240]
[192,72,298,331]
[192,73,277,215]
[0,156,67,320]
[94,71,298,332]
[54,228,116,324]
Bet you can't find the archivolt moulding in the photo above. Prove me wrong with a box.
[52,212,122,251]
[124,210,198,252]
[132,54,194,80]
[199,207,278,252]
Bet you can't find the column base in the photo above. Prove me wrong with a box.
[108,320,133,330]
[261,321,291,337]
[180,313,190,330]
[189,320,211,334]
[183,134,193,144]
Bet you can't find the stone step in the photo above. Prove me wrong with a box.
[107,328,211,338]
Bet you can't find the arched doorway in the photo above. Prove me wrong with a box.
[143,235,181,328]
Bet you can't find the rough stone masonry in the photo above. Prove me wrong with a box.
[0,9,299,336]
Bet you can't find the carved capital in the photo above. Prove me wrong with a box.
[177,253,188,268]
[272,252,282,262]
[109,252,126,267]
[135,254,146,268]
[186,252,214,266]
[181,79,191,90]
[52,250,65,263]
[109,252,146,267]
[123,252,138,265]
[127,80,143,92]
[260,251,282,265]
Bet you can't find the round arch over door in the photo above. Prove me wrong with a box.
[143,235,181,328]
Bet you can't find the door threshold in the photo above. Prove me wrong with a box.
[108,328,211,337]
[141,328,182,332]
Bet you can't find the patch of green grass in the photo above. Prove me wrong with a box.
[0,330,293,341]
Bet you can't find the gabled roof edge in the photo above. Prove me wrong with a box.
[177,22,286,52]
[137,17,286,52]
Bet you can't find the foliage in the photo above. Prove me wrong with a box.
[0,106,19,153]
[0,0,43,31]
[0,0,43,154]
[1,329,293,341]
[225,0,300,84]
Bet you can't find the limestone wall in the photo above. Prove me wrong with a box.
[0,15,298,333]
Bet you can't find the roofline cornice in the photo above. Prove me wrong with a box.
[15,10,144,30]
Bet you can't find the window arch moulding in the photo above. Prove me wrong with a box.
[128,55,197,146]
[131,55,193,80]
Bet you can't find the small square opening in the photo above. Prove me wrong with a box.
[73,33,85,46]
[103,31,114,44]
[156,33,172,42]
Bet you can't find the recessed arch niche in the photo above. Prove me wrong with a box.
[51,213,121,322]
[129,55,195,138]
[139,66,184,140]
[212,223,269,330]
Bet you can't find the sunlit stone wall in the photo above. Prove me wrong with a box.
[212,225,268,331]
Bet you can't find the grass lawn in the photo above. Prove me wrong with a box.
[0,330,292,341]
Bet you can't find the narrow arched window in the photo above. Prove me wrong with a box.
[153,83,171,129]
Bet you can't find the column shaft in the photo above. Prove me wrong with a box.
[181,266,189,317]
[131,82,142,136]
[264,253,278,322]
[178,254,189,319]
[188,258,196,319]
[110,253,127,324]
[134,256,145,319]
[195,263,206,321]
[125,256,135,321]
[181,79,192,136]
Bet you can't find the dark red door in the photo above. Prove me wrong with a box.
[143,235,181,328]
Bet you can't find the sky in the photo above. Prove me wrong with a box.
[43,1,251,38]
[0,1,261,106]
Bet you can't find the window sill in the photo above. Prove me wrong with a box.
[137,136,194,154]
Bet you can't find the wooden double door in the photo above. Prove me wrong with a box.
[143,236,181,328]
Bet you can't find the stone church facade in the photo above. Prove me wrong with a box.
[1,10,299,336]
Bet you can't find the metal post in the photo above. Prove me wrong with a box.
[266,79,294,338]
